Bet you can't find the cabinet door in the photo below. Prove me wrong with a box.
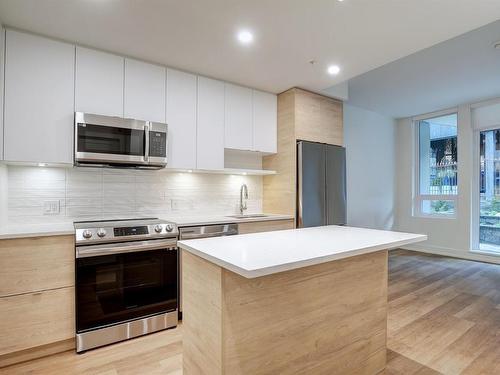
[0,287,74,356]
[197,77,224,170]
[224,83,253,151]
[253,90,277,153]
[4,30,75,164]
[0,235,74,297]
[166,69,197,169]
[76,47,124,117]
[124,58,166,122]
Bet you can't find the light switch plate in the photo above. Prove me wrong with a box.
[43,200,60,215]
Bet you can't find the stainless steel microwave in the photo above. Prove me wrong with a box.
[74,112,168,169]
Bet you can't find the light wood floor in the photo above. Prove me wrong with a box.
[2,250,499,375]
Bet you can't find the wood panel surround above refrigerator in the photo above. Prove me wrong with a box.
[0,29,277,174]
[263,88,344,217]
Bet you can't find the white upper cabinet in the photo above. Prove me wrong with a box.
[124,58,166,122]
[253,90,277,153]
[197,77,225,170]
[166,69,197,169]
[1,30,277,166]
[3,30,75,164]
[76,47,124,117]
[224,83,253,151]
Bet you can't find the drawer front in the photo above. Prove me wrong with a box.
[0,235,74,297]
[0,287,75,356]
[238,219,294,234]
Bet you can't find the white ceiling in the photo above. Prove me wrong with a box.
[335,20,500,118]
[0,0,499,95]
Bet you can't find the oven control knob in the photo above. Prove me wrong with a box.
[97,228,107,238]
[165,224,174,232]
[82,230,93,239]
[154,224,163,233]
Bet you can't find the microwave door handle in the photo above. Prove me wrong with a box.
[144,123,150,162]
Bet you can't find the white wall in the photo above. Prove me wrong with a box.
[344,104,396,230]
[4,166,262,225]
[0,25,5,227]
[0,25,4,159]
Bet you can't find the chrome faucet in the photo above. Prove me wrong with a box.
[239,184,248,215]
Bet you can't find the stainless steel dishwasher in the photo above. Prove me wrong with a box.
[178,223,239,316]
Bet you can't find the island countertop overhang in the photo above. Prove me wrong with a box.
[178,225,427,278]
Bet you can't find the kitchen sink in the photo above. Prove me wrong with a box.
[226,214,270,219]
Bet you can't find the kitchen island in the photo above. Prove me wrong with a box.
[178,225,426,375]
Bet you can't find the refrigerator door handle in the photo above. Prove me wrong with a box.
[297,141,303,228]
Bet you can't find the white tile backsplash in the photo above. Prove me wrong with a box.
[4,166,263,224]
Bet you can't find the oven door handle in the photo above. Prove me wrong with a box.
[76,239,177,258]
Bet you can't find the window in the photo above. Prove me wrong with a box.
[415,113,458,217]
[478,128,500,253]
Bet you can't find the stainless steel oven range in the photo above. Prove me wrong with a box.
[74,218,178,353]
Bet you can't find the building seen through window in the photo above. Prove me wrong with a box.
[417,113,458,216]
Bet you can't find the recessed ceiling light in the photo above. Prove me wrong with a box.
[237,30,254,45]
[327,65,341,75]
[38,163,48,167]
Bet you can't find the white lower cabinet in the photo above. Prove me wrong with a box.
[197,77,225,170]
[166,69,197,169]
[3,30,75,164]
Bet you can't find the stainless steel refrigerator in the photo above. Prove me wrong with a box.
[297,140,347,227]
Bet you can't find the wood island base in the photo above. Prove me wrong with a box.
[182,249,389,375]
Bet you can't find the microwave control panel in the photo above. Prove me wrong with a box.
[149,131,167,157]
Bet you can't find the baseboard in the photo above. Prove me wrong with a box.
[0,338,75,368]
[399,244,500,265]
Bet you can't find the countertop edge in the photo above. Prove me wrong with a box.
[165,214,294,227]
[0,228,75,240]
[178,234,428,278]
[0,214,294,240]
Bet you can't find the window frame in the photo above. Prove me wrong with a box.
[413,109,459,219]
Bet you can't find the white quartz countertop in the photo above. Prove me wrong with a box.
[0,222,75,239]
[0,213,294,240]
[161,213,293,227]
[178,225,427,278]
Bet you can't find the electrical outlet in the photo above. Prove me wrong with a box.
[43,200,60,215]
